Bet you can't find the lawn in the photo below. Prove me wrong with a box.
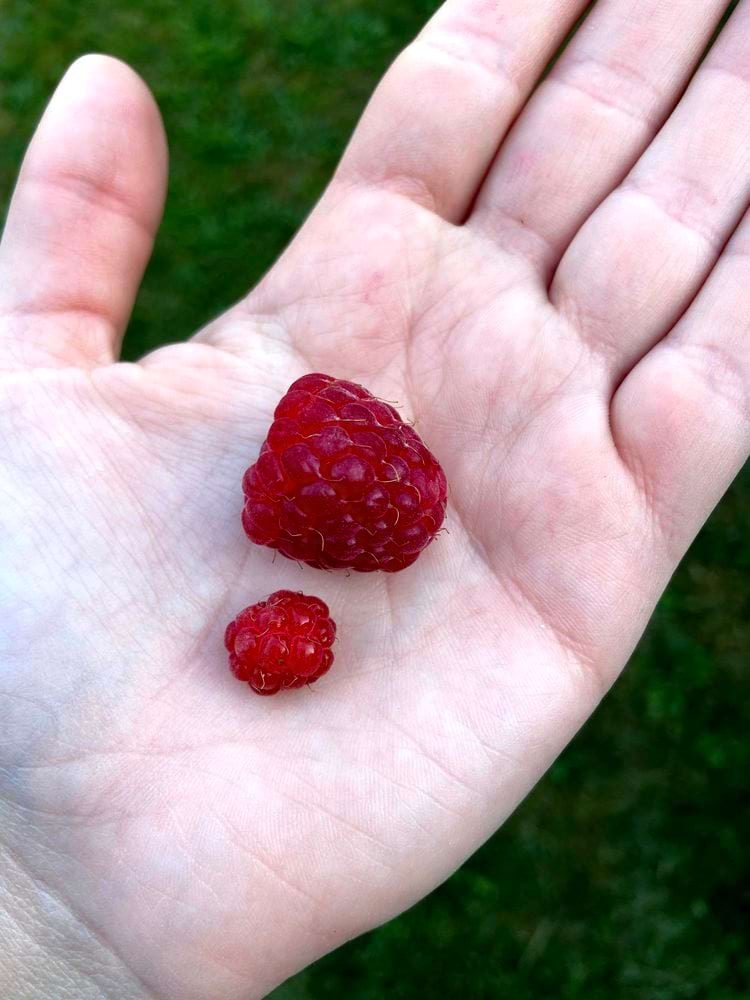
[1,2,748,996]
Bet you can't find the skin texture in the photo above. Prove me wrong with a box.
[1,1,749,997]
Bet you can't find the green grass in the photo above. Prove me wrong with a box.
[2,2,748,997]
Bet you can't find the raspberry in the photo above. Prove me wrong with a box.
[242,374,447,572]
[224,590,336,695]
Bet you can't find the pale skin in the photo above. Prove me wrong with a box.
[1,0,749,996]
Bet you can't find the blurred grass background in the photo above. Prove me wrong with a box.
[1,1,748,997]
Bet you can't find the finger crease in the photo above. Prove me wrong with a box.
[22,170,156,242]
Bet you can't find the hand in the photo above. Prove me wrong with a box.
[2,2,748,997]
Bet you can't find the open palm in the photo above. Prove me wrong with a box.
[2,3,750,998]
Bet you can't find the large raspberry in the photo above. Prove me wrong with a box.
[225,590,336,695]
[242,374,447,572]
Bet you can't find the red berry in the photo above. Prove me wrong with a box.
[242,374,447,572]
[225,590,336,695]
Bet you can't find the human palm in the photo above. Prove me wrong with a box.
[2,3,750,998]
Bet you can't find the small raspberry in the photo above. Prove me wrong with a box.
[242,374,447,572]
[224,590,336,695]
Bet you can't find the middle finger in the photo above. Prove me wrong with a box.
[470,0,728,276]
